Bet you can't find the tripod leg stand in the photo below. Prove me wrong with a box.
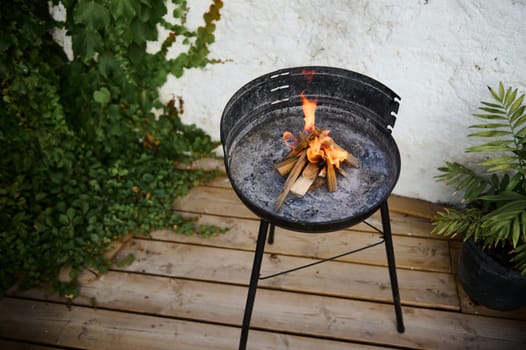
[380,200,405,333]
[239,220,269,350]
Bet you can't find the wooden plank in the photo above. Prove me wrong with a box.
[8,275,526,349]
[387,194,445,220]
[173,186,441,239]
[0,298,389,350]
[153,213,451,273]
[113,239,459,309]
[175,157,225,172]
[0,339,66,350]
[205,176,232,188]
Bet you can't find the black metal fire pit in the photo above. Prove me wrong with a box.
[221,66,401,232]
[221,66,404,350]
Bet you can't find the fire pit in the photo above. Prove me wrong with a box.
[222,67,400,232]
[221,66,404,349]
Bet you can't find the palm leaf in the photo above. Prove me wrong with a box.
[479,190,526,202]
[505,173,524,191]
[479,157,519,172]
[513,113,526,128]
[511,106,526,123]
[472,113,506,120]
[510,244,526,275]
[481,101,503,109]
[469,123,509,129]
[465,140,513,153]
[481,199,526,246]
[468,130,511,138]
[488,82,505,103]
[505,87,518,108]
[435,162,492,202]
[509,94,524,114]
[478,107,506,115]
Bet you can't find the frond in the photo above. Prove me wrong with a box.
[469,84,526,176]
[435,162,492,203]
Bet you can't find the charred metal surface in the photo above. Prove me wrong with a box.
[221,66,401,232]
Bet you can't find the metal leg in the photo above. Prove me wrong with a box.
[239,220,269,350]
[380,201,405,333]
[267,224,275,245]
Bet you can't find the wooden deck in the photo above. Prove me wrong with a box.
[2,173,526,349]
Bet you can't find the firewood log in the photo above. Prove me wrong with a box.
[274,152,308,210]
[290,162,320,196]
[326,162,337,192]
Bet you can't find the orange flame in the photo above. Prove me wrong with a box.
[282,131,297,149]
[301,90,317,132]
[306,131,349,168]
[282,82,348,170]
[324,142,348,168]
[307,136,323,163]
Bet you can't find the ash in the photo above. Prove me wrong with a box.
[228,105,399,228]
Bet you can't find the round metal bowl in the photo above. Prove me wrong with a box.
[221,66,401,232]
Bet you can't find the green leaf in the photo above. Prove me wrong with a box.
[512,217,521,247]
[478,107,506,114]
[479,156,517,168]
[72,29,102,60]
[484,199,526,222]
[66,208,76,221]
[97,52,118,78]
[511,106,526,123]
[110,0,137,20]
[468,123,508,129]
[480,191,526,202]
[465,140,512,153]
[486,163,519,172]
[481,101,504,109]
[517,126,526,137]
[498,82,505,101]
[468,130,512,137]
[509,94,525,115]
[472,113,506,120]
[74,0,110,30]
[489,86,501,102]
[35,193,47,201]
[130,19,157,43]
[93,87,111,106]
[59,214,70,225]
[505,173,524,191]
[505,87,517,108]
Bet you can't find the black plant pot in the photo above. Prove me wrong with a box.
[458,237,526,311]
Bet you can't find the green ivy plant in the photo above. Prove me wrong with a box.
[432,83,526,274]
[0,0,224,297]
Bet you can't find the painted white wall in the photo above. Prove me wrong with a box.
[157,0,526,204]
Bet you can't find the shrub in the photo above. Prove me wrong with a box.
[0,0,223,296]
[433,83,526,274]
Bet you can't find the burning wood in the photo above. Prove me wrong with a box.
[274,91,359,210]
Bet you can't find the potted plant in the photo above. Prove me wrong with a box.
[432,83,526,311]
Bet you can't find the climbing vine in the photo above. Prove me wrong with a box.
[0,0,223,297]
